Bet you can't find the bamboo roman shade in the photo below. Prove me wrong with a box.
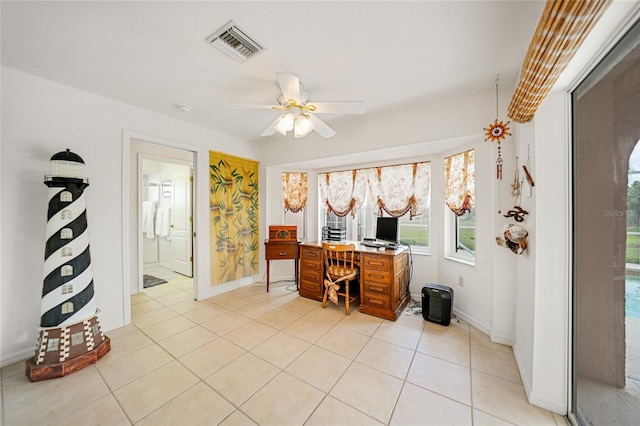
[507,0,611,123]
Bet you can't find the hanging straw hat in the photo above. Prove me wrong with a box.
[496,223,528,255]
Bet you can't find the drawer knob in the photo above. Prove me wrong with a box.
[370,299,384,305]
[369,286,384,292]
[370,273,384,279]
[279,252,287,256]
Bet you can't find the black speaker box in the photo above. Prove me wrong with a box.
[421,284,454,326]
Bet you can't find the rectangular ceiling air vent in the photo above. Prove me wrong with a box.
[205,21,265,63]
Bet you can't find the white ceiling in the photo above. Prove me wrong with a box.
[1,1,545,143]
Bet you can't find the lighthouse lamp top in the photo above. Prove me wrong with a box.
[50,149,85,179]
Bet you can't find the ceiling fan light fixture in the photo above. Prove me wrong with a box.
[275,113,295,135]
[294,115,314,138]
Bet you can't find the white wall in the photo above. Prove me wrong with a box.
[0,67,259,366]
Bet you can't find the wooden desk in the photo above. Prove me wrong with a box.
[265,241,300,292]
[299,241,409,321]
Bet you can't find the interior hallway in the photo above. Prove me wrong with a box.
[2,278,568,425]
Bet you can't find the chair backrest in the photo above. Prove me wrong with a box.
[322,242,357,280]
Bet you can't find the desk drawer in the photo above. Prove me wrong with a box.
[361,293,391,310]
[362,281,391,297]
[300,278,322,295]
[301,266,322,282]
[300,246,322,261]
[362,269,391,283]
[266,244,298,259]
[361,255,391,271]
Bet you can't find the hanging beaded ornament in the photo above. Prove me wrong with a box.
[484,75,511,213]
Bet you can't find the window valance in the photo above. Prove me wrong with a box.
[319,170,368,217]
[319,161,431,219]
[444,150,475,216]
[282,172,308,213]
[507,0,610,123]
[366,162,431,219]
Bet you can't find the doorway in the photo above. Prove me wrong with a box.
[571,19,640,425]
[140,158,194,292]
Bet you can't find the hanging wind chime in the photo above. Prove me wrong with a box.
[484,75,511,213]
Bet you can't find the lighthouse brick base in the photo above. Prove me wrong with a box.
[25,315,110,382]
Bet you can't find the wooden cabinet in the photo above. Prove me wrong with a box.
[299,244,324,301]
[298,242,409,320]
[264,241,299,292]
[359,251,408,321]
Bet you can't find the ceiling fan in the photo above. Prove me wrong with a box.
[232,72,365,139]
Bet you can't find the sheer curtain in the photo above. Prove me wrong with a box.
[282,172,308,213]
[444,150,475,216]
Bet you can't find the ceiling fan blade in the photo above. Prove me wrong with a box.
[308,114,336,139]
[276,72,301,101]
[224,103,279,110]
[311,101,366,114]
[260,116,281,136]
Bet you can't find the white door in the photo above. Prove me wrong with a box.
[171,166,193,277]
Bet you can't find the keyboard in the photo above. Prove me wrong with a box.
[361,241,384,248]
[361,241,399,249]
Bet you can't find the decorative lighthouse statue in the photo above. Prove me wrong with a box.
[26,149,110,381]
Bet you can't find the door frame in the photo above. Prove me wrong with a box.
[137,154,194,292]
[122,130,198,326]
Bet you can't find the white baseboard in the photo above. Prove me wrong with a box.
[529,391,567,415]
[452,308,490,336]
[196,275,262,300]
[1,347,34,369]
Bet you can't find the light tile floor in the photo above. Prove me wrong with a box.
[1,277,569,425]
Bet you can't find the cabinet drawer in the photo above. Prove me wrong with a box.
[361,255,391,271]
[301,246,322,261]
[301,267,322,282]
[362,268,391,283]
[266,244,298,259]
[361,293,391,310]
[362,281,391,297]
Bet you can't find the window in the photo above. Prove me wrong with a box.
[283,209,306,240]
[444,149,475,262]
[61,265,73,277]
[92,324,100,337]
[61,247,73,257]
[455,207,476,256]
[60,191,72,202]
[60,209,72,220]
[60,228,73,239]
[399,206,430,248]
[71,332,84,346]
[61,283,73,294]
[46,338,60,352]
[320,193,431,250]
[61,302,74,314]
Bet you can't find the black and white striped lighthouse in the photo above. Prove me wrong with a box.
[26,149,110,382]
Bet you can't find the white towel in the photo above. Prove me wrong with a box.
[142,201,156,239]
[156,207,172,240]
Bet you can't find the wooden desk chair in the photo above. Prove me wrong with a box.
[322,242,359,315]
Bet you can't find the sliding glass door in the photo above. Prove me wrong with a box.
[572,19,640,425]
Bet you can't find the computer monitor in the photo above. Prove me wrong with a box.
[375,216,398,243]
